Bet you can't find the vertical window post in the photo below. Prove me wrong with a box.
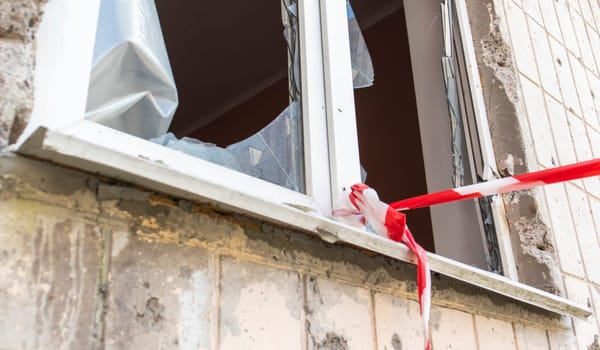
[319,0,362,214]
[298,0,333,213]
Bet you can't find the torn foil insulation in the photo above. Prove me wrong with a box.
[85,0,178,139]
[348,2,374,89]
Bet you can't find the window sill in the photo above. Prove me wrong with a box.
[17,121,591,319]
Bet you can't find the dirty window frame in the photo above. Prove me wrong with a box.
[12,0,591,319]
[17,0,334,213]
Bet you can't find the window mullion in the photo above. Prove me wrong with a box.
[319,0,362,214]
[298,0,333,213]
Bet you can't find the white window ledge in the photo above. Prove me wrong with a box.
[17,121,591,319]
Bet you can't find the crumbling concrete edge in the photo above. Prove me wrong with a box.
[464,0,562,295]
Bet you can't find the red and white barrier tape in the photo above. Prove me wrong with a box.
[340,158,600,350]
[391,158,600,210]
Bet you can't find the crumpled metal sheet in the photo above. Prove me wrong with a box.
[85,0,178,139]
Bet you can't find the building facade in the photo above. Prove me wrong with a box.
[1,0,600,349]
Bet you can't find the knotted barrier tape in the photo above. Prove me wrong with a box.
[340,158,600,350]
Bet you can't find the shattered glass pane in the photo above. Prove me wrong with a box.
[228,102,304,192]
[87,0,373,193]
[150,102,304,192]
[148,0,304,192]
[347,2,375,89]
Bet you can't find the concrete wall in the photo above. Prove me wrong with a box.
[0,155,589,349]
[1,0,600,349]
[0,0,45,147]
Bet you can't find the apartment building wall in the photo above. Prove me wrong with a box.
[1,0,600,349]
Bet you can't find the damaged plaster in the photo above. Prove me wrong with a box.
[0,155,573,347]
[480,3,519,104]
[314,332,349,350]
[0,0,46,147]
[465,0,561,294]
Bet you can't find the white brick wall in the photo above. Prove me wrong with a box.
[492,0,600,348]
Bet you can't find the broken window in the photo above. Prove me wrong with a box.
[86,0,305,191]
[349,0,502,272]
[84,0,503,272]
[85,0,373,194]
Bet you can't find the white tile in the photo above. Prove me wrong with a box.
[565,0,583,15]
[568,112,594,160]
[565,184,600,283]
[591,197,600,243]
[514,323,549,349]
[588,27,600,79]
[521,78,558,167]
[549,36,583,116]
[306,277,374,350]
[430,307,478,350]
[563,276,600,350]
[563,275,590,309]
[588,69,600,128]
[544,183,585,276]
[220,259,303,350]
[555,0,581,55]
[571,12,598,74]
[546,94,577,165]
[540,0,563,39]
[589,284,600,333]
[590,129,600,159]
[567,113,600,197]
[505,0,540,82]
[548,329,579,350]
[374,293,425,350]
[578,0,597,27]
[590,0,600,28]
[523,0,544,24]
[474,316,517,350]
[568,52,599,130]
[529,18,562,99]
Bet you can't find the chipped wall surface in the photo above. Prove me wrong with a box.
[1,0,600,349]
[467,0,600,348]
[0,0,46,147]
[0,155,582,349]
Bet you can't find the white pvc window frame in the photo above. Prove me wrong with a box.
[13,0,590,319]
[18,0,344,215]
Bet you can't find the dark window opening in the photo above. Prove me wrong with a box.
[352,1,494,270]
[153,0,305,192]
[155,0,290,146]
[352,6,436,252]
